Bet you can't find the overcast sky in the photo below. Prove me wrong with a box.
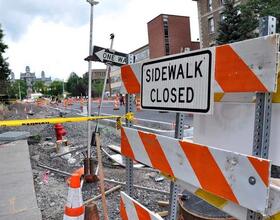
[0,0,199,81]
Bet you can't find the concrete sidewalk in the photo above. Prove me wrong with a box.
[0,140,41,220]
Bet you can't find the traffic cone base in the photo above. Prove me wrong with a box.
[63,174,84,220]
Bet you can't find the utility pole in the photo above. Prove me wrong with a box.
[84,0,99,182]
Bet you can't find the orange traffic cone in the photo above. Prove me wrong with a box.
[113,96,119,110]
[136,96,141,111]
[63,174,84,220]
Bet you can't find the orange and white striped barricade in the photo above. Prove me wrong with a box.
[120,191,163,220]
[121,127,271,215]
[121,34,279,96]
[113,96,120,110]
[63,174,84,220]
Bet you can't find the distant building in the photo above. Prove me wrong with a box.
[131,44,150,63]
[37,71,52,86]
[20,66,52,86]
[192,0,246,48]
[84,69,110,95]
[91,69,106,83]
[20,66,36,88]
[20,66,52,97]
[148,14,200,58]
[111,14,200,95]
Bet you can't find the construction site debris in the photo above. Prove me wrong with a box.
[0,103,171,219]
[84,185,122,204]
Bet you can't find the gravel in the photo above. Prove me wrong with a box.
[0,103,171,220]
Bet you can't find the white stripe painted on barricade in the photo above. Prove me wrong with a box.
[120,34,279,94]
[120,191,163,220]
[121,127,271,214]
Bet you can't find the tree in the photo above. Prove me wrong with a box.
[240,0,280,34]
[49,80,63,96]
[0,25,11,95]
[216,0,244,45]
[8,80,27,99]
[33,80,47,94]
[92,79,104,97]
[66,72,87,97]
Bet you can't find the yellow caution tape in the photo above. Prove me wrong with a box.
[0,114,132,127]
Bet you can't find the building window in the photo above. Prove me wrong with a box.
[208,17,215,33]
[208,0,213,11]
[163,15,170,55]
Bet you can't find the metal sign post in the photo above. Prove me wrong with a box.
[95,34,115,132]
[169,113,184,220]
[85,0,99,181]
[125,54,135,196]
[247,16,276,220]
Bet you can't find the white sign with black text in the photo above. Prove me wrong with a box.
[141,49,214,114]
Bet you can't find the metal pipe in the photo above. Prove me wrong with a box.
[86,0,99,159]
[51,145,87,158]
[37,163,168,195]
[95,33,114,132]
[37,163,71,176]
[104,178,170,195]
[84,185,122,204]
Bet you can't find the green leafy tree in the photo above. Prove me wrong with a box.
[33,80,47,94]
[66,72,87,97]
[8,80,27,99]
[0,25,11,95]
[216,0,244,45]
[217,0,280,45]
[92,79,104,97]
[49,80,63,96]
[240,0,280,34]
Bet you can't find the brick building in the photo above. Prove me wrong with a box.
[193,0,246,48]
[148,14,200,58]
[110,14,200,94]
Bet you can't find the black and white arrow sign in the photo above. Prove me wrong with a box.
[88,46,128,67]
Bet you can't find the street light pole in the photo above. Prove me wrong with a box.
[85,0,99,181]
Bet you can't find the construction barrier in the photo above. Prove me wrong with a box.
[0,113,134,127]
[120,192,163,220]
[63,174,84,220]
[121,34,279,95]
[121,127,270,214]
[113,96,120,110]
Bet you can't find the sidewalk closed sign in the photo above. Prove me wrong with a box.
[141,49,214,114]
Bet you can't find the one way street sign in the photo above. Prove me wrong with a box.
[85,46,128,67]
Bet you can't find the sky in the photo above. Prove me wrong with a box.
[0,0,199,81]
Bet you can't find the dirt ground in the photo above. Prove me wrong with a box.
[0,103,171,220]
